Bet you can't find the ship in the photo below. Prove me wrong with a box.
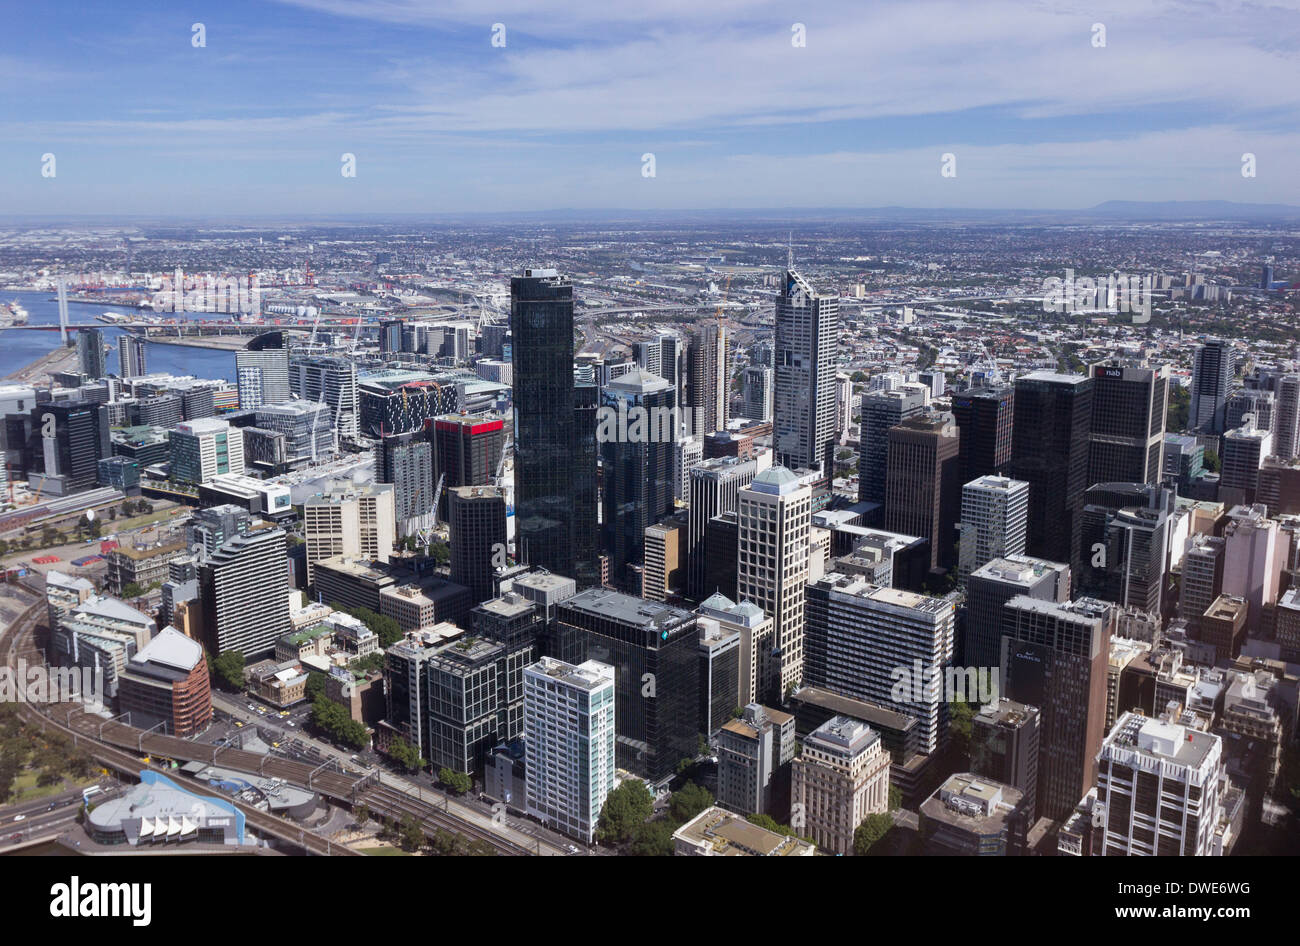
[2,299,29,326]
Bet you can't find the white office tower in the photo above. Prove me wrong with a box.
[1275,374,1300,460]
[168,418,245,485]
[523,657,616,845]
[302,482,396,585]
[235,348,291,408]
[1095,712,1226,856]
[958,475,1029,586]
[737,466,812,700]
[742,365,774,423]
[290,355,359,441]
[835,372,854,443]
[674,436,703,504]
[774,270,839,475]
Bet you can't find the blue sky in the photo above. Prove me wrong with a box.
[3,0,1299,216]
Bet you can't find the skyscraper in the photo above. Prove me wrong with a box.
[448,485,508,608]
[77,328,106,379]
[1075,483,1172,615]
[687,456,756,601]
[302,482,396,586]
[1000,595,1112,820]
[600,369,676,590]
[1274,374,1300,460]
[431,413,505,520]
[958,475,1029,587]
[858,388,926,511]
[198,526,291,659]
[791,716,891,856]
[119,334,148,379]
[884,412,961,572]
[741,365,774,423]
[512,268,583,581]
[167,418,245,486]
[1011,370,1093,579]
[374,430,435,537]
[951,385,1013,483]
[963,554,1070,670]
[235,345,291,409]
[28,400,111,495]
[1189,338,1234,434]
[737,467,812,699]
[687,322,728,437]
[1087,362,1168,486]
[774,270,838,476]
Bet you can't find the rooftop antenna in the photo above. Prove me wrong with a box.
[787,231,793,272]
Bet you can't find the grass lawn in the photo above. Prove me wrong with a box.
[10,771,65,804]
[358,846,412,856]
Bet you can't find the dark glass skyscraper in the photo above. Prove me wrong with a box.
[1010,371,1093,580]
[511,268,596,585]
[951,385,1013,483]
[1087,362,1168,486]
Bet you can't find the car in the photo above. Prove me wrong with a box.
[12,814,25,823]
[286,722,296,728]
[234,721,244,728]
[9,833,21,843]
[566,844,579,854]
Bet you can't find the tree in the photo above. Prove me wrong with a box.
[388,736,425,773]
[304,671,328,703]
[851,370,868,384]
[398,814,424,851]
[330,602,403,648]
[438,767,472,795]
[427,541,450,566]
[949,697,974,761]
[1203,448,1221,474]
[120,581,145,599]
[630,819,675,856]
[854,813,894,855]
[597,780,654,845]
[210,651,245,692]
[1166,385,1190,433]
[354,804,370,827]
[668,782,713,825]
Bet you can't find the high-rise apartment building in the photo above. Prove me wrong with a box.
[958,475,1029,586]
[737,467,812,699]
[374,429,435,536]
[791,716,891,856]
[1011,370,1093,577]
[235,347,291,409]
[290,355,358,441]
[1275,374,1300,460]
[523,657,616,845]
[77,328,106,379]
[198,527,291,659]
[119,334,148,379]
[687,322,728,437]
[774,270,838,476]
[1087,362,1168,485]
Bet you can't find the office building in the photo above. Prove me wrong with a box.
[672,806,815,856]
[168,418,245,486]
[858,388,926,509]
[1221,424,1271,503]
[448,485,507,607]
[26,400,111,495]
[952,385,1014,483]
[971,698,1040,818]
[1076,483,1172,615]
[1000,595,1113,820]
[117,626,213,738]
[198,527,291,659]
[804,573,956,755]
[698,593,774,709]
[884,412,961,572]
[741,365,774,423]
[1094,712,1225,856]
[523,656,616,844]
[431,413,506,518]
[737,466,812,699]
[512,268,586,582]
[791,716,891,856]
[600,370,676,590]
[697,616,741,736]
[958,475,1029,587]
[1189,338,1234,434]
[918,773,1029,856]
[963,554,1069,672]
[643,517,686,603]
[554,589,699,780]
[1276,374,1300,460]
[687,456,756,601]
[774,270,838,476]
[1010,370,1093,575]
[1180,535,1226,628]
[1221,504,1286,632]
[715,703,795,817]
[303,482,395,586]
[186,504,251,557]
[1087,362,1168,486]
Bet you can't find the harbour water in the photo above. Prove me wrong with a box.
[0,290,238,382]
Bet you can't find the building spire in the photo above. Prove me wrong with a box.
[787,231,794,271]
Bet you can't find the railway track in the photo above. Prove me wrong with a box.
[3,579,534,856]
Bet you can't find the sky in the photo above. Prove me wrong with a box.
[3,0,1300,217]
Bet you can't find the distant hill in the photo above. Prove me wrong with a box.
[1084,200,1300,221]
